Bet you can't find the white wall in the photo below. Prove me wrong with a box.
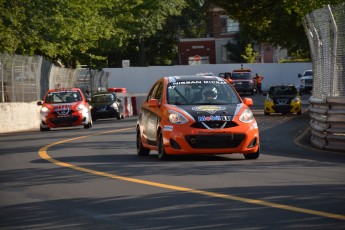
[0,102,41,133]
[105,63,312,94]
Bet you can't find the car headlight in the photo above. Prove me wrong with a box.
[168,110,188,124]
[292,96,300,103]
[239,108,254,123]
[40,106,50,115]
[76,103,88,112]
[110,102,118,109]
[266,97,273,102]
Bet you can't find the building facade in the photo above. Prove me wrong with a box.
[178,3,287,65]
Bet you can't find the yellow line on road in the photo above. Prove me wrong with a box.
[38,128,345,221]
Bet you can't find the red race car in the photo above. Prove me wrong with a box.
[136,75,260,160]
[37,88,92,131]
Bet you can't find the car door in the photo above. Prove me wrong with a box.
[142,80,163,146]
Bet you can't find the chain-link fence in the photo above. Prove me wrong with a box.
[0,53,109,102]
[304,3,345,152]
[304,3,345,98]
[0,53,42,102]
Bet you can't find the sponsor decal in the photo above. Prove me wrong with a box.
[54,105,71,116]
[192,105,226,114]
[163,125,173,131]
[198,115,221,122]
[221,116,232,121]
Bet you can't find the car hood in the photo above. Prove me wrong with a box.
[170,104,244,122]
[90,101,114,106]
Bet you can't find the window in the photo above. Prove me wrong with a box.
[221,16,239,34]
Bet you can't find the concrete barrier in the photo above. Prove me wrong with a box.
[0,102,41,133]
[0,94,147,134]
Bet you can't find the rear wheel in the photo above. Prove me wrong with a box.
[158,132,168,160]
[136,129,150,156]
[244,147,260,160]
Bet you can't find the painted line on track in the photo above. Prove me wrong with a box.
[38,127,345,221]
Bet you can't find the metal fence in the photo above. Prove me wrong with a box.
[304,3,345,152]
[0,53,109,102]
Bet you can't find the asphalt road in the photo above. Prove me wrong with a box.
[0,94,344,229]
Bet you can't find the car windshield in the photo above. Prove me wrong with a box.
[45,90,82,103]
[167,80,240,105]
[92,94,115,103]
[231,72,252,80]
[304,70,313,76]
[269,86,297,96]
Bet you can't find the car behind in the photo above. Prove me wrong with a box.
[37,88,92,131]
[264,84,302,115]
[90,92,124,121]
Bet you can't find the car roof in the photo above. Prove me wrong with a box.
[48,87,80,92]
[166,75,224,83]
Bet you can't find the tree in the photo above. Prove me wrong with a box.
[241,44,258,63]
[211,0,344,56]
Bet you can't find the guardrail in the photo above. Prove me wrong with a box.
[309,96,345,152]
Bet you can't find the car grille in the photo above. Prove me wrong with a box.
[273,98,292,104]
[190,121,238,129]
[185,134,245,149]
[94,105,111,111]
[272,105,292,113]
[49,116,79,126]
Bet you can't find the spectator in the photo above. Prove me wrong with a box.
[254,73,264,95]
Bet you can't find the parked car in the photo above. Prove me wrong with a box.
[298,69,313,94]
[136,75,260,160]
[263,84,301,115]
[90,92,124,121]
[37,88,92,131]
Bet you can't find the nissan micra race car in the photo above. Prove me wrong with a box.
[136,75,260,160]
[37,88,92,131]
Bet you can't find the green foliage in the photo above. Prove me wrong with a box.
[0,0,186,68]
[241,44,259,63]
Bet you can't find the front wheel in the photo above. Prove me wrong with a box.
[158,132,168,160]
[244,147,260,160]
[136,129,150,156]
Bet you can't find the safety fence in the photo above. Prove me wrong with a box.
[304,3,345,152]
[0,53,109,102]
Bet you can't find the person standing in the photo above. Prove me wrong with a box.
[254,73,264,95]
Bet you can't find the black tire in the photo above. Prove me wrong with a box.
[158,132,168,160]
[40,126,50,131]
[84,119,92,129]
[297,110,302,115]
[244,147,260,160]
[264,111,270,115]
[116,112,121,120]
[136,129,150,156]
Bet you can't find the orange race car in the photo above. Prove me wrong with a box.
[136,75,260,160]
[37,88,93,131]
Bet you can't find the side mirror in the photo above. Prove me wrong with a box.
[243,98,253,107]
[37,101,43,106]
[148,99,159,107]
[298,74,302,78]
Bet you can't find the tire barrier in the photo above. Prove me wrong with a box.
[309,96,345,152]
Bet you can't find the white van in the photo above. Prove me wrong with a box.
[298,70,313,94]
